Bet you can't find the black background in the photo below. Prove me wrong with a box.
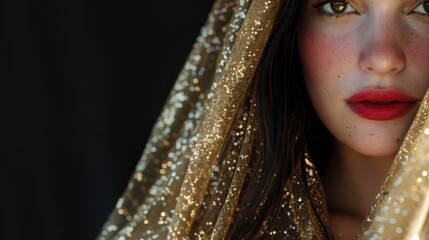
[1,0,213,239]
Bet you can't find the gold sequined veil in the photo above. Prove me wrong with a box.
[98,0,429,239]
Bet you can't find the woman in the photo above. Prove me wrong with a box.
[99,0,429,239]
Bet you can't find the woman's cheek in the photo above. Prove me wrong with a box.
[299,27,352,82]
[299,28,359,136]
[407,37,429,91]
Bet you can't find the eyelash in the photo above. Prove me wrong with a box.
[312,0,429,19]
[311,0,357,18]
[412,0,429,18]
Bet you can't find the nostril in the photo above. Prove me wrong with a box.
[358,38,406,76]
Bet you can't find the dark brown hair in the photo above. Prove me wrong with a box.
[227,0,332,238]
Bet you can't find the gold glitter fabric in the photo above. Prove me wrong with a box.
[98,0,429,239]
[98,0,282,239]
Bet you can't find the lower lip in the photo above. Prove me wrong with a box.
[348,102,415,120]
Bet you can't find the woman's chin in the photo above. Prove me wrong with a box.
[345,134,403,159]
[355,144,399,159]
[330,112,415,160]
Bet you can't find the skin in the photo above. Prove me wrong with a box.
[298,0,429,238]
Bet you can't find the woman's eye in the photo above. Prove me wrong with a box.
[412,0,429,15]
[320,1,356,15]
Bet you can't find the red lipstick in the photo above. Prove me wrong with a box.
[347,89,417,121]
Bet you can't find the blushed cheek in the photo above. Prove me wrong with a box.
[412,40,429,67]
[298,28,348,86]
[406,37,429,93]
[299,31,325,81]
[298,26,354,123]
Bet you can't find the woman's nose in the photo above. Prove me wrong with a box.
[358,21,406,76]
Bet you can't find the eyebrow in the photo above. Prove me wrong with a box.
[308,0,326,8]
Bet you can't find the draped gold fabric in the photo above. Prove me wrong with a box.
[98,0,429,239]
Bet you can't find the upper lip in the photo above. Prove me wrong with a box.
[347,88,417,103]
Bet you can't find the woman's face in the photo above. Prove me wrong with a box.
[298,0,429,157]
